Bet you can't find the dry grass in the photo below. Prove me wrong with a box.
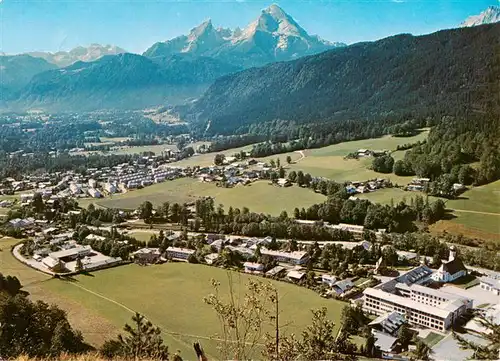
[14,354,170,361]
[429,219,500,242]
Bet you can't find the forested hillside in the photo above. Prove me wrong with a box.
[11,53,239,111]
[184,23,500,136]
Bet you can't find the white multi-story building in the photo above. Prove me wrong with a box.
[363,265,472,331]
[166,247,195,261]
[480,276,500,295]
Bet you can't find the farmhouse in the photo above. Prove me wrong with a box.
[332,279,354,295]
[266,265,286,277]
[9,217,35,229]
[431,247,467,283]
[166,246,195,261]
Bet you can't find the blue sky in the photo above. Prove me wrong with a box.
[0,0,497,54]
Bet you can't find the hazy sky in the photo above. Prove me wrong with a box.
[0,0,497,54]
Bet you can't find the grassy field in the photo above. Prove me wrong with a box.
[111,144,179,156]
[264,130,430,185]
[357,187,437,205]
[446,181,500,214]
[89,178,325,215]
[430,181,500,240]
[0,237,347,358]
[171,144,255,168]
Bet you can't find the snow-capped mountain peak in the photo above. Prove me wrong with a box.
[27,44,126,67]
[460,6,500,27]
[143,4,345,67]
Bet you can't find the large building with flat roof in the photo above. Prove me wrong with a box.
[363,265,472,331]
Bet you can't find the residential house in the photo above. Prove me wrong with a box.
[321,274,337,287]
[266,266,286,278]
[42,256,64,272]
[243,262,264,274]
[368,311,406,336]
[287,270,305,282]
[332,279,354,295]
[88,188,102,198]
[204,253,219,265]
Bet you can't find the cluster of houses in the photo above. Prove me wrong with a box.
[196,160,268,188]
[0,158,186,201]
[345,178,392,197]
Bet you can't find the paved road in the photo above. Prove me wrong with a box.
[452,209,500,216]
[12,243,54,275]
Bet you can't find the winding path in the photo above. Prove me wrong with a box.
[294,150,306,162]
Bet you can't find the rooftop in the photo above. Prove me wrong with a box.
[49,245,92,259]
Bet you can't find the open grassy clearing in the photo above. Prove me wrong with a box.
[305,129,429,158]
[125,229,161,243]
[427,181,500,240]
[445,180,500,215]
[42,263,347,358]
[171,144,255,168]
[267,130,430,185]
[430,217,500,242]
[0,237,347,357]
[111,144,179,156]
[92,178,326,215]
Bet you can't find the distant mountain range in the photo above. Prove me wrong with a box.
[3,4,343,111]
[27,44,127,68]
[1,4,499,113]
[180,23,500,136]
[460,6,500,27]
[12,53,241,111]
[144,4,345,68]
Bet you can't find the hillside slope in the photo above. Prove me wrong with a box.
[0,55,57,101]
[183,23,500,135]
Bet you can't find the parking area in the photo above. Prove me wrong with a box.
[441,284,500,307]
[431,333,486,361]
